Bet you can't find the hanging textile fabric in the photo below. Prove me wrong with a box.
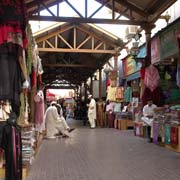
[144,65,160,92]
[116,87,124,100]
[124,86,132,103]
[0,113,22,180]
[106,86,116,102]
[170,126,179,147]
[34,90,45,132]
[141,87,161,107]
[177,36,180,87]
[0,0,28,116]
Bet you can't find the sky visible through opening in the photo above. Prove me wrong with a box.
[30,0,129,41]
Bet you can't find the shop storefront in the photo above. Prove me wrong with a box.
[135,18,180,152]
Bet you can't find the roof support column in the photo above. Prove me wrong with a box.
[90,76,93,94]
[142,23,155,67]
[98,68,102,101]
[97,68,103,127]
[112,53,119,85]
[114,53,118,71]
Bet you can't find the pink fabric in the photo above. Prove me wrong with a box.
[106,102,114,112]
[12,127,17,174]
[144,65,160,92]
[34,91,44,125]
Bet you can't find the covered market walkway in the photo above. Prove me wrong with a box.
[27,120,180,180]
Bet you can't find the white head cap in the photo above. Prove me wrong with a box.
[88,94,92,99]
[50,101,57,106]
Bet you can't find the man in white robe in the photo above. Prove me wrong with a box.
[44,102,72,139]
[141,100,157,142]
[87,95,96,128]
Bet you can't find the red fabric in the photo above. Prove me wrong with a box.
[106,79,110,87]
[140,68,145,79]
[0,0,28,48]
[0,25,23,46]
[171,126,178,146]
[31,69,37,88]
[141,87,161,107]
[144,65,160,92]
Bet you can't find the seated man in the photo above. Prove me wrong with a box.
[55,103,75,134]
[141,99,157,142]
[44,101,75,139]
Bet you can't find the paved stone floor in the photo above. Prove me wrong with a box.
[27,120,180,180]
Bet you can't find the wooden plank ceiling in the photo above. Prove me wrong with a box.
[26,0,177,89]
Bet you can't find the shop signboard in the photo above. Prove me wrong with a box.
[137,44,146,58]
[122,56,140,76]
[151,35,160,64]
[160,20,180,60]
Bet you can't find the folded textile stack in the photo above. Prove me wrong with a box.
[21,125,36,166]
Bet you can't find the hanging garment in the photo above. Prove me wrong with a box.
[106,102,114,112]
[1,119,22,180]
[106,86,116,101]
[141,87,161,107]
[177,67,180,87]
[153,122,159,145]
[140,79,145,99]
[113,103,121,113]
[0,0,28,48]
[144,65,160,92]
[31,69,37,88]
[170,126,178,147]
[0,121,6,146]
[124,86,132,103]
[34,90,44,125]
[0,53,22,115]
[140,67,145,79]
[107,112,115,128]
[164,124,171,145]
[116,87,124,100]
[0,25,23,47]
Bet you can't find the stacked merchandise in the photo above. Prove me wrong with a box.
[153,106,180,151]
[21,125,36,166]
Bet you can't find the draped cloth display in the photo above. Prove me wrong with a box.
[1,117,22,180]
[144,65,160,92]
[0,0,28,116]
[34,90,45,131]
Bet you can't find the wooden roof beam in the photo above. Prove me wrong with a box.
[43,63,97,68]
[29,15,142,25]
[113,0,149,17]
[38,47,116,54]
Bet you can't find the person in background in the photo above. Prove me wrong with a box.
[55,103,75,134]
[87,94,96,129]
[44,101,74,139]
[141,99,157,142]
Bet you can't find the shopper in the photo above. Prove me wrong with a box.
[141,99,157,142]
[87,94,96,128]
[44,101,74,139]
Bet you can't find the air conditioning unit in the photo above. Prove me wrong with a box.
[125,26,138,40]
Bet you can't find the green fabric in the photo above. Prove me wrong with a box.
[124,87,132,102]
[164,124,171,144]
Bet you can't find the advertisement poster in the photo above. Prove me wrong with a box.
[123,56,140,76]
[151,35,160,64]
[160,20,180,60]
